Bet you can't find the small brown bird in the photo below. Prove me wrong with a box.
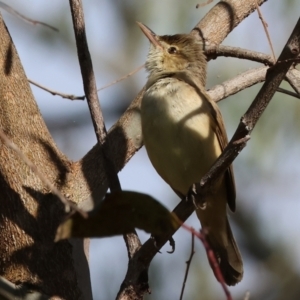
[138,22,243,286]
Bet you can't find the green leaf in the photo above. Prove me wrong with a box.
[55,191,180,241]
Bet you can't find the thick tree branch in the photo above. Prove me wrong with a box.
[191,0,268,44]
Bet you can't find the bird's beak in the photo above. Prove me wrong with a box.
[136,22,162,49]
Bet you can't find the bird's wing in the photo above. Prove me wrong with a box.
[170,71,236,211]
[207,98,236,212]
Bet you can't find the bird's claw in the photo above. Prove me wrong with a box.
[167,237,175,254]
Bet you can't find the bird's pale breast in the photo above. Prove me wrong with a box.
[142,77,222,195]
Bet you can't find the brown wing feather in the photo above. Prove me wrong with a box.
[171,72,236,211]
[208,99,236,212]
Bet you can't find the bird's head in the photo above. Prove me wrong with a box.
[137,22,207,83]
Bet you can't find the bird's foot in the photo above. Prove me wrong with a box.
[151,235,175,253]
[187,184,207,209]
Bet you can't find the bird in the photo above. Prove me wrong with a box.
[137,22,243,286]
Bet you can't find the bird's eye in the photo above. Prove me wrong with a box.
[168,47,177,54]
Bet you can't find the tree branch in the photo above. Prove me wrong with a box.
[69,0,121,192]
[205,45,274,65]
[179,233,195,300]
[208,66,268,102]
[191,0,268,44]
[68,0,141,268]
[286,68,300,94]
[28,78,85,100]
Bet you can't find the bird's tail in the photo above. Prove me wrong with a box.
[196,197,243,285]
[206,219,243,286]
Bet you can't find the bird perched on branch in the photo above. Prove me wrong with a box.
[138,22,243,286]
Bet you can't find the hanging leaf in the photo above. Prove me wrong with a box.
[55,191,181,241]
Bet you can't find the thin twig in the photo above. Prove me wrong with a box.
[28,79,85,100]
[286,68,300,94]
[0,2,58,31]
[255,1,276,62]
[179,233,195,300]
[97,64,144,92]
[29,64,143,100]
[181,225,232,300]
[196,0,213,9]
[0,129,87,218]
[277,87,300,99]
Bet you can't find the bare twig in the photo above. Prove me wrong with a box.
[0,129,87,218]
[29,64,143,101]
[179,233,195,300]
[205,45,274,66]
[277,87,300,99]
[286,68,300,94]
[255,1,276,62]
[0,2,58,31]
[97,64,144,92]
[28,79,85,100]
[196,0,213,9]
[181,226,232,300]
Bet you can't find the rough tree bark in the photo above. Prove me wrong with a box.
[0,14,89,300]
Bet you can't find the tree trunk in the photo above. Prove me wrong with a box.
[0,13,88,299]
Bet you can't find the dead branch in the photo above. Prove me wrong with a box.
[179,233,195,300]
[255,1,276,61]
[0,2,58,31]
[29,78,85,100]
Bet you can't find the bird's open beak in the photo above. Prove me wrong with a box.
[136,22,162,49]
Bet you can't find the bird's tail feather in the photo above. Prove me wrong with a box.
[205,219,243,286]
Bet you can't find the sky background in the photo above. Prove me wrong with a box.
[2,0,300,299]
